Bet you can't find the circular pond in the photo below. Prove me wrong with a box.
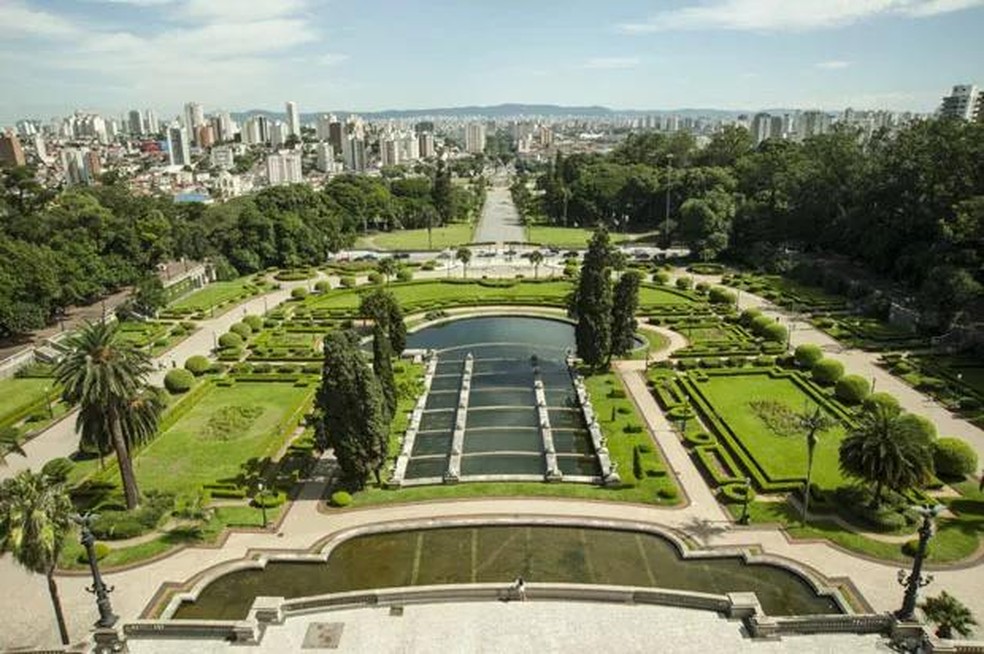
[172,525,842,620]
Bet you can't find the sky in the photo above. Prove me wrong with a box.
[1,0,983,124]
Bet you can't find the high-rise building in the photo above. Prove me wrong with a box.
[750,113,771,145]
[33,134,48,163]
[241,117,262,145]
[418,132,436,159]
[270,121,288,149]
[210,145,235,170]
[0,130,27,167]
[400,133,420,162]
[316,114,334,141]
[196,124,215,149]
[61,148,100,185]
[168,126,191,166]
[266,151,302,185]
[315,142,334,172]
[380,135,400,167]
[799,110,830,139]
[285,101,300,137]
[328,120,344,154]
[183,102,204,143]
[769,116,784,141]
[128,109,145,136]
[343,135,367,172]
[145,109,159,134]
[465,122,486,154]
[256,116,270,143]
[939,84,981,121]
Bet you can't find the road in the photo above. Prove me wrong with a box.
[473,180,525,244]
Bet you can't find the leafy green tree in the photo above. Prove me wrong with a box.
[0,426,25,465]
[918,266,982,332]
[432,158,453,225]
[456,246,472,278]
[54,321,162,509]
[678,188,735,261]
[372,324,397,423]
[529,250,544,279]
[376,257,399,283]
[699,125,754,168]
[610,270,641,356]
[359,288,406,354]
[0,471,73,644]
[130,274,168,316]
[921,591,977,639]
[838,403,934,507]
[575,227,614,368]
[317,331,389,487]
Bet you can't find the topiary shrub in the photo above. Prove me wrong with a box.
[739,308,762,327]
[229,322,252,338]
[684,431,715,446]
[835,374,871,405]
[314,280,330,292]
[657,487,678,501]
[77,542,110,565]
[898,413,937,443]
[675,277,693,290]
[41,457,74,482]
[184,355,211,376]
[720,482,756,504]
[812,358,845,385]
[243,315,264,331]
[750,314,774,335]
[623,423,643,434]
[761,322,787,343]
[396,268,413,282]
[330,491,352,507]
[708,287,737,305]
[917,377,946,393]
[291,287,309,299]
[218,332,243,349]
[933,438,977,478]
[164,368,195,394]
[340,276,356,288]
[367,272,383,285]
[794,344,824,368]
[695,282,709,294]
[863,392,901,415]
[421,260,436,271]
[653,271,671,285]
[251,491,286,509]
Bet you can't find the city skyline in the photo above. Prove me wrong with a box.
[2,0,984,124]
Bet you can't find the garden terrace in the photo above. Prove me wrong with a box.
[0,374,65,435]
[246,328,323,362]
[880,353,984,429]
[721,273,850,313]
[115,320,197,356]
[159,276,273,320]
[809,316,928,352]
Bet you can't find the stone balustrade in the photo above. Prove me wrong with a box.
[389,351,439,487]
[565,353,619,485]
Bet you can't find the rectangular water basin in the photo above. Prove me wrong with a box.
[463,428,542,453]
[468,388,536,408]
[405,456,449,479]
[548,409,585,430]
[412,433,453,456]
[466,407,538,429]
[429,375,463,392]
[461,453,545,476]
[556,455,601,477]
[419,411,456,432]
[470,371,535,389]
[424,392,460,411]
[551,429,594,455]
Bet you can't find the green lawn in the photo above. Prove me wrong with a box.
[306,280,574,312]
[527,226,636,248]
[98,382,314,494]
[357,223,474,250]
[697,374,848,491]
[168,277,267,314]
[0,377,57,428]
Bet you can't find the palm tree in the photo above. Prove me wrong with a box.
[0,426,26,465]
[921,591,977,639]
[529,250,544,279]
[838,403,934,508]
[55,321,162,510]
[376,257,399,284]
[456,246,472,279]
[0,470,74,645]
[797,406,835,523]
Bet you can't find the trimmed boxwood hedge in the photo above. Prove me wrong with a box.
[811,358,845,385]
[184,355,212,376]
[719,482,755,504]
[794,344,824,368]
[331,491,352,507]
[933,437,978,478]
[164,368,195,393]
[218,332,243,349]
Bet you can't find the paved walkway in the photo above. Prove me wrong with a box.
[5,268,984,650]
[473,180,525,244]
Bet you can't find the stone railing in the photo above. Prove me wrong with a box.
[123,618,257,642]
[566,353,619,485]
[749,612,895,638]
[531,355,562,481]
[445,353,473,483]
[389,351,438,487]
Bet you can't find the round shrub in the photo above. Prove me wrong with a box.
[811,358,845,385]
[330,491,352,507]
[340,276,356,288]
[229,322,252,338]
[291,287,309,299]
[933,438,978,478]
[958,396,981,411]
[77,542,110,565]
[164,368,195,393]
[739,308,763,327]
[675,277,693,290]
[794,344,824,368]
[761,322,788,343]
[695,282,709,293]
[863,392,901,415]
[243,315,264,331]
[396,268,413,282]
[218,332,243,349]
[898,413,937,443]
[41,457,74,482]
[750,314,774,335]
[251,491,286,509]
[720,482,756,504]
[708,287,737,305]
[891,360,914,375]
[421,260,437,271]
[835,374,871,405]
[184,355,211,376]
[314,280,331,292]
[367,272,383,285]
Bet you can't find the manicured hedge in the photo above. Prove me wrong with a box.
[811,358,845,385]
[331,491,352,507]
[184,355,212,376]
[291,287,309,299]
[761,322,787,343]
[933,438,978,478]
[794,344,824,368]
[243,315,264,331]
[835,374,870,405]
[218,332,243,349]
[164,368,195,393]
[719,482,756,504]
[708,287,737,305]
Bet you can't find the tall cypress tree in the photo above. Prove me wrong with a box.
[575,226,614,368]
[611,270,641,357]
[359,288,406,354]
[373,323,397,423]
[317,331,389,487]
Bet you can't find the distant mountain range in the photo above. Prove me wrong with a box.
[230,103,807,122]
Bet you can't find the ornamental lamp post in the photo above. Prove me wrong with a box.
[738,477,752,525]
[72,513,117,628]
[895,504,943,621]
[256,482,268,529]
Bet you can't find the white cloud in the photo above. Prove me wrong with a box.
[178,0,308,22]
[582,57,640,69]
[316,53,350,66]
[618,0,984,32]
[0,1,78,37]
[816,60,852,69]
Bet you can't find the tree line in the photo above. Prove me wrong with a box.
[0,165,481,337]
[528,119,984,331]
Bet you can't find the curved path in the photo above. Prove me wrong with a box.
[4,270,984,650]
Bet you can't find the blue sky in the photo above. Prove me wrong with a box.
[1,0,983,123]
